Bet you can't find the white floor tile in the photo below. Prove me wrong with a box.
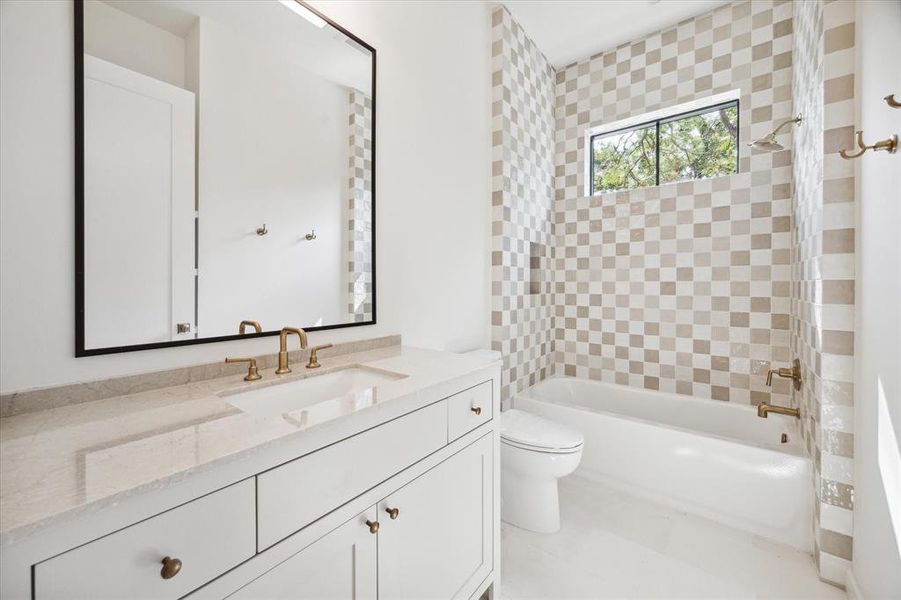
[501,474,845,600]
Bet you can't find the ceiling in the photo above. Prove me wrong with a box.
[503,0,731,68]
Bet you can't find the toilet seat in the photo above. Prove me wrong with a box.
[500,409,584,454]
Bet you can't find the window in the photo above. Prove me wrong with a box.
[589,100,739,194]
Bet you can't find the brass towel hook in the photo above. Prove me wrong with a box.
[839,130,898,159]
[885,94,901,109]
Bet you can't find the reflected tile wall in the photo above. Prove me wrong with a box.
[347,91,373,322]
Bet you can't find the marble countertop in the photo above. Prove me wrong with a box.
[0,346,500,544]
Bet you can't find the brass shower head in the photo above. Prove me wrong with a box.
[748,115,803,152]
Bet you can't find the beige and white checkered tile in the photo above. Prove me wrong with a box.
[491,7,557,402]
[549,0,794,408]
[792,0,856,585]
[347,91,373,322]
[553,172,792,406]
[553,0,793,203]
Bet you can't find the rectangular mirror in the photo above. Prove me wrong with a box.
[75,0,375,355]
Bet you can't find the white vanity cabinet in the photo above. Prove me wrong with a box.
[3,366,500,600]
[378,435,493,599]
[226,435,492,600]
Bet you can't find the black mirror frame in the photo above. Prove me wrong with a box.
[74,0,376,357]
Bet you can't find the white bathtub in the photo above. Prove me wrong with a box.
[514,376,813,552]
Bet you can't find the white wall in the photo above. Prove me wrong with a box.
[83,0,187,89]
[0,0,491,394]
[194,16,347,336]
[851,1,901,597]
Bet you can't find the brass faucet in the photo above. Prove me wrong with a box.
[765,358,802,391]
[757,402,800,419]
[239,320,262,334]
[276,327,308,374]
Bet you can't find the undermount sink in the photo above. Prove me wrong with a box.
[221,367,406,417]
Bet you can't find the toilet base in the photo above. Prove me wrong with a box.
[501,469,561,533]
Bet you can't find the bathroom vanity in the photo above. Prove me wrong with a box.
[0,3,502,597]
[0,346,501,599]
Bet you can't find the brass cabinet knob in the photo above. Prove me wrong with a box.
[385,507,400,520]
[160,556,182,580]
[470,406,482,415]
[366,519,380,534]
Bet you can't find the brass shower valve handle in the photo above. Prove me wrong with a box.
[765,359,802,391]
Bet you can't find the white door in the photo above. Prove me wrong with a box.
[226,507,377,600]
[378,435,493,600]
[84,54,195,348]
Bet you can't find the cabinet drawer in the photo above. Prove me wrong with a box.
[34,479,255,600]
[257,400,447,550]
[447,381,492,441]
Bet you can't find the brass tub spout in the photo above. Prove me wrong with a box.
[757,403,800,419]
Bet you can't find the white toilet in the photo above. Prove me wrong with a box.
[500,408,584,533]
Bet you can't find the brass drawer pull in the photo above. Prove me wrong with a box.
[470,406,482,415]
[160,556,182,580]
[366,519,380,534]
[385,507,400,520]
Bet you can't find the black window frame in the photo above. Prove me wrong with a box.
[589,99,740,195]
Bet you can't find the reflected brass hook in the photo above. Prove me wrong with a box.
[885,94,901,109]
[839,130,898,159]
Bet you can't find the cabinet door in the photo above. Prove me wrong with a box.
[378,435,493,600]
[226,507,377,600]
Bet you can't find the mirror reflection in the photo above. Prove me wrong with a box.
[79,0,374,353]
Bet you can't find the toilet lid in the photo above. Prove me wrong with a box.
[500,409,584,452]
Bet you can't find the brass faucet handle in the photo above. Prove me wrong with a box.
[225,357,262,381]
[765,360,802,391]
[307,344,334,369]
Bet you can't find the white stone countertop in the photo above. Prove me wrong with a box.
[0,346,500,544]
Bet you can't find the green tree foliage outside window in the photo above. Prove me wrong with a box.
[591,101,738,194]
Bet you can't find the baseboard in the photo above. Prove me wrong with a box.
[845,568,863,600]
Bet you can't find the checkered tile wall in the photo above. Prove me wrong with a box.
[552,0,795,408]
[792,0,856,585]
[554,0,795,203]
[347,91,373,322]
[554,173,793,406]
[490,6,557,402]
